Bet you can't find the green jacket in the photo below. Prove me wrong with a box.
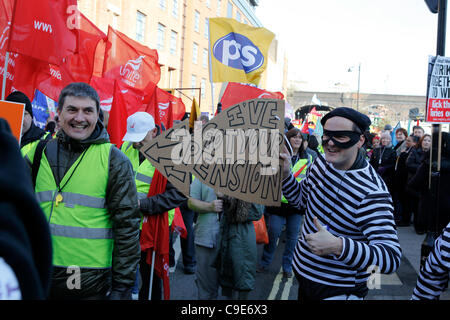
[213,196,264,291]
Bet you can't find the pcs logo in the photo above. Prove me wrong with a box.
[213,32,264,74]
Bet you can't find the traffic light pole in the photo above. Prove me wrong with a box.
[420,0,446,268]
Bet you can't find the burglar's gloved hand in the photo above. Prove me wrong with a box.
[109,285,132,300]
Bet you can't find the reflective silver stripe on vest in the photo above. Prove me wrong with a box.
[50,223,113,239]
[136,172,152,185]
[36,191,105,209]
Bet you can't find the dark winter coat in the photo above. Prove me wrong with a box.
[369,146,397,192]
[408,152,450,233]
[20,122,47,149]
[0,119,53,299]
[213,196,263,292]
[406,147,427,197]
[34,121,141,299]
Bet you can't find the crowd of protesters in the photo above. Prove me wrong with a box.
[1,84,449,300]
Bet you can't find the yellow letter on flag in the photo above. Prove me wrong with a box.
[208,18,275,85]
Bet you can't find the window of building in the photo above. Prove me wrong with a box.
[236,11,241,22]
[192,42,198,64]
[216,0,221,16]
[201,78,206,98]
[160,0,166,10]
[191,75,197,96]
[172,0,178,18]
[202,48,208,68]
[227,1,233,18]
[204,18,209,38]
[136,11,146,42]
[170,30,177,55]
[206,0,211,8]
[194,10,200,33]
[157,23,166,49]
[112,14,118,29]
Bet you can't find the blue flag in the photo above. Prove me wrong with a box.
[391,122,400,146]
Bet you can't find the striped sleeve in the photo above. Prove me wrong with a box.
[281,173,307,210]
[411,226,450,300]
[336,191,402,274]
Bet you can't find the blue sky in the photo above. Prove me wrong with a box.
[256,0,441,96]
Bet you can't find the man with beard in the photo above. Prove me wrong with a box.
[280,107,401,300]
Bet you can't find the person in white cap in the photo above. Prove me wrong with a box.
[120,111,186,300]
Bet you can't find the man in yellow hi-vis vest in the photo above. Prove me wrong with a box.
[31,83,141,300]
[121,111,186,300]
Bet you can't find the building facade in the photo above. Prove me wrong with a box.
[77,0,279,117]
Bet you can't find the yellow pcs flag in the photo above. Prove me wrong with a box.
[208,18,275,85]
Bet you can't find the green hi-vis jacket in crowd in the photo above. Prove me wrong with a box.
[121,141,185,227]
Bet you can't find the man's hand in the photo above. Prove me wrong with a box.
[209,199,223,213]
[305,217,343,257]
[279,144,292,180]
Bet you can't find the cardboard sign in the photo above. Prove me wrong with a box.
[140,98,285,206]
[426,55,450,123]
[0,100,25,143]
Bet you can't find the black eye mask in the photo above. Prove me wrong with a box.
[322,129,362,149]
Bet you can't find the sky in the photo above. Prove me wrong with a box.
[255,0,442,96]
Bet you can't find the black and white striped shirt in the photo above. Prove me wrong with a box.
[282,154,402,288]
[412,224,450,300]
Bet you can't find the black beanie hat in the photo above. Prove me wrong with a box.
[6,91,33,118]
[321,107,371,133]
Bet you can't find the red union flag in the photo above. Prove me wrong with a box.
[60,11,107,84]
[220,82,284,111]
[147,87,185,130]
[8,0,78,65]
[90,76,115,111]
[103,27,160,91]
[0,0,15,96]
[107,80,153,147]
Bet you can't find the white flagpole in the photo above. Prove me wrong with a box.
[1,51,9,100]
[148,250,156,300]
[207,18,215,116]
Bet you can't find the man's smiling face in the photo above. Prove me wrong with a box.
[58,96,98,141]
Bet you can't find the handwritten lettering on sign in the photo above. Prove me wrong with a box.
[140,99,285,206]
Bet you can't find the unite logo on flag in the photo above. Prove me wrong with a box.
[158,102,170,119]
[119,55,145,87]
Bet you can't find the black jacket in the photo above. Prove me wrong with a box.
[0,119,53,299]
[37,122,141,299]
[408,152,450,232]
[20,122,46,149]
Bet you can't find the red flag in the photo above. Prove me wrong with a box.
[59,12,107,84]
[107,80,150,147]
[171,207,187,239]
[102,26,160,91]
[147,87,185,130]
[301,116,309,134]
[220,82,284,111]
[90,76,115,111]
[34,63,66,101]
[140,170,171,300]
[8,0,78,65]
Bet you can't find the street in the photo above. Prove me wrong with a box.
[169,224,450,300]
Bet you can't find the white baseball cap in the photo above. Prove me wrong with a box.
[122,112,156,142]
